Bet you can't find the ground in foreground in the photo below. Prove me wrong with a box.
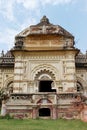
[0,119,87,130]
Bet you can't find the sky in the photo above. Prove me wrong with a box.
[0,0,87,54]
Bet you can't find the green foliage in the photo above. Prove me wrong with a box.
[0,88,9,107]
[0,114,13,120]
[0,88,8,100]
[0,88,4,100]
[0,119,87,130]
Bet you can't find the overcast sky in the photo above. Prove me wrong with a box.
[0,0,87,53]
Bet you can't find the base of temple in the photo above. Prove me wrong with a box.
[6,93,87,121]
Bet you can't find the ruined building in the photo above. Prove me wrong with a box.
[0,16,87,119]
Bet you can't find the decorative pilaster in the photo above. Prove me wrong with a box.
[52,105,57,119]
[32,107,37,119]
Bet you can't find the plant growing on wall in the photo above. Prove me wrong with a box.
[0,88,9,107]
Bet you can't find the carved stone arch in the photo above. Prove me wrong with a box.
[35,69,55,80]
[37,98,52,104]
[31,64,57,80]
[4,77,13,94]
[76,77,87,92]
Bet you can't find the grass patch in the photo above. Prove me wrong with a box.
[0,119,87,130]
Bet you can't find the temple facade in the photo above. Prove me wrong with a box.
[0,16,87,119]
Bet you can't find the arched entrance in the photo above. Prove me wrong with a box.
[39,108,51,117]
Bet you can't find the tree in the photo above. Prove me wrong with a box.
[0,88,9,108]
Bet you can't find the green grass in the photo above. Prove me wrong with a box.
[0,119,87,130]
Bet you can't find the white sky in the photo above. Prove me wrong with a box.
[0,0,87,53]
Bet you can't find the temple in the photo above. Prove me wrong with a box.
[0,16,87,120]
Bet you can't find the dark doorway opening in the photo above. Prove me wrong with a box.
[39,80,56,92]
[39,108,50,117]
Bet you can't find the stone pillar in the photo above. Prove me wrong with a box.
[32,107,37,119]
[52,105,57,119]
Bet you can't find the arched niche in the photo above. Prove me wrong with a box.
[4,78,13,94]
[76,81,83,92]
[7,81,13,94]
[76,76,87,93]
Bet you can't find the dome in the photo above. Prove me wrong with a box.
[15,16,74,39]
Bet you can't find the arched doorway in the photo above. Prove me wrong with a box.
[39,108,51,117]
[34,68,56,93]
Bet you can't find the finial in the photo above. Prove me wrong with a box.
[86,50,87,58]
[40,15,49,24]
[86,50,87,54]
[1,50,4,57]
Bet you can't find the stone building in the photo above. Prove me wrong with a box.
[0,16,87,119]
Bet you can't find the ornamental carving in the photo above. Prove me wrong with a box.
[31,64,57,80]
[35,69,55,80]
